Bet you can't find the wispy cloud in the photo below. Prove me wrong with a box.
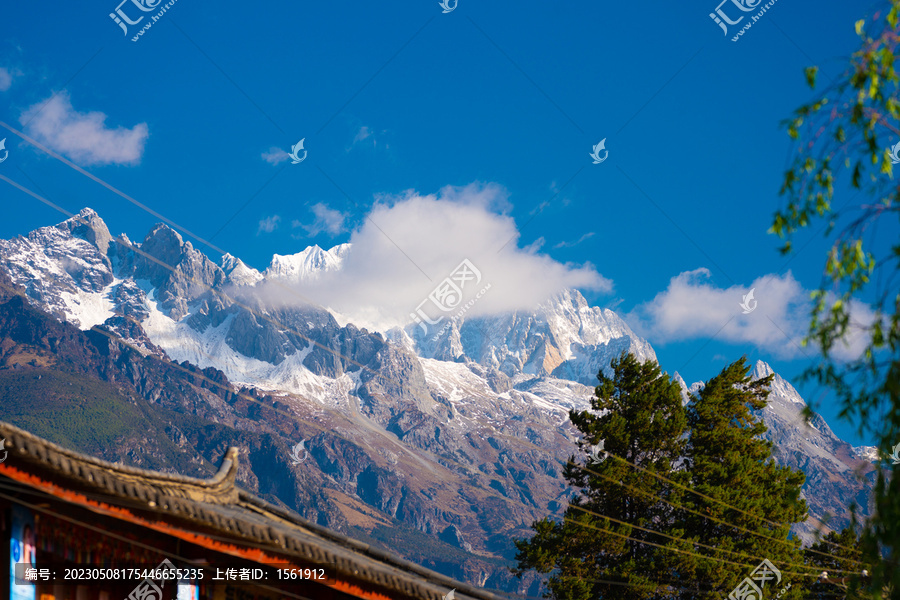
[627,268,874,361]
[262,146,291,165]
[245,183,612,329]
[20,92,148,166]
[291,203,348,237]
[347,125,389,152]
[257,215,281,234]
[523,237,545,253]
[554,232,595,249]
[352,126,372,145]
[0,67,13,92]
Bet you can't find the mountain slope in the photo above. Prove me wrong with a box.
[0,208,877,591]
[750,361,876,542]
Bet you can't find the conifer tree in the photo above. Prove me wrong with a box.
[514,353,688,600]
[804,527,870,600]
[671,358,807,600]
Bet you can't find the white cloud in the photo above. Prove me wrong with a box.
[523,237,545,253]
[248,183,612,329]
[257,215,281,234]
[262,146,290,165]
[292,203,348,237]
[627,268,873,360]
[0,68,13,92]
[19,92,148,166]
[554,232,595,249]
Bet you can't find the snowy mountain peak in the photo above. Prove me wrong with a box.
[751,361,805,407]
[146,222,184,247]
[221,253,263,286]
[400,287,657,386]
[60,207,114,256]
[752,360,775,380]
[220,253,239,271]
[264,243,349,281]
[672,372,692,405]
[74,207,99,219]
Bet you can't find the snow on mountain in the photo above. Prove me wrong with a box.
[672,372,691,404]
[393,288,656,387]
[0,208,119,329]
[420,358,594,431]
[750,360,876,542]
[221,253,263,286]
[753,360,805,406]
[264,244,349,281]
[852,445,879,462]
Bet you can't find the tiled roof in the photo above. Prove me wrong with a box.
[0,421,507,600]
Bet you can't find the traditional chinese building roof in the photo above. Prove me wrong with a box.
[0,421,507,600]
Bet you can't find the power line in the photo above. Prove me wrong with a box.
[567,503,856,576]
[568,458,863,568]
[603,447,861,556]
[561,515,844,581]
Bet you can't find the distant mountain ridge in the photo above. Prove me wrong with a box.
[0,208,878,590]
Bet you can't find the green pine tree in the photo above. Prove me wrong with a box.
[804,527,870,600]
[514,353,689,600]
[668,358,808,600]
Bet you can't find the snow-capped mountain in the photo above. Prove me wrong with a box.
[264,244,350,282]
[391,288,656,387]
[0,208,877,589]
[221,253,264,286]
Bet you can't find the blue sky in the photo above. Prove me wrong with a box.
[0,0,892,445]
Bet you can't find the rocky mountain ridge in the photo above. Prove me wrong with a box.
[0,208,877,590]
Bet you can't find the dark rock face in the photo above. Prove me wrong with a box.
[225,309,295,365]
[440,524,474,552]
[62,208,114,256]
[120,225,225,321]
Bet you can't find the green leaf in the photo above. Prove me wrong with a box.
[805,66,818,88]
